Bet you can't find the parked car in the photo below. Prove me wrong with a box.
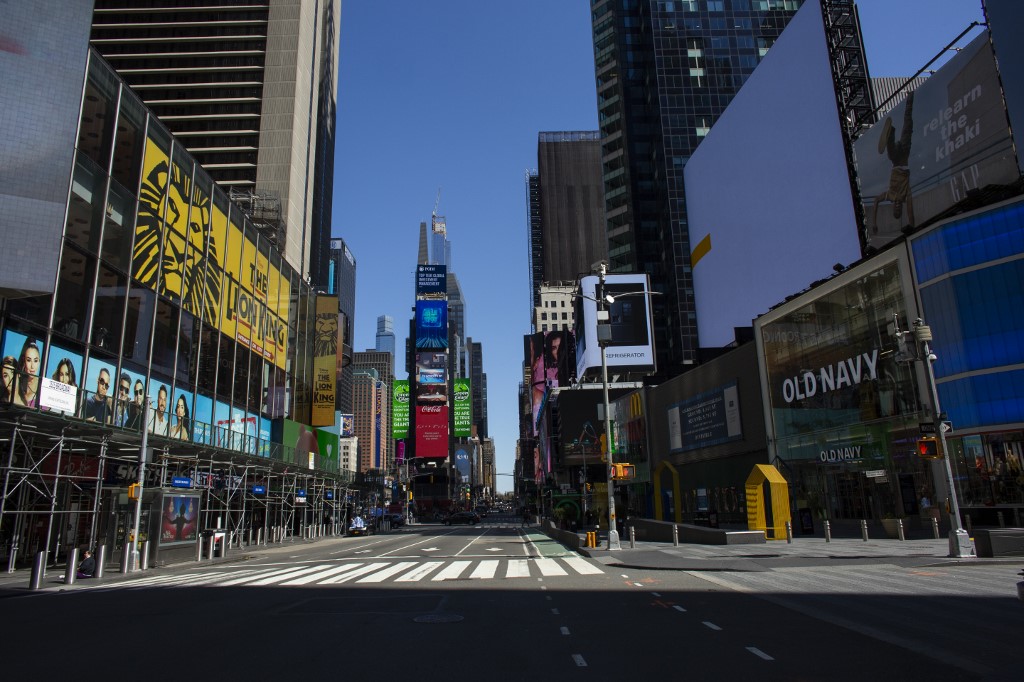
[444,511,480,526]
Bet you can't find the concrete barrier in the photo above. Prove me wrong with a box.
[627,518,765,545]
[973,527,1024,557]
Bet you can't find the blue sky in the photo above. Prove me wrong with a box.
[333,0,986,492]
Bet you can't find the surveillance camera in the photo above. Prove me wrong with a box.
[927,353,937,362]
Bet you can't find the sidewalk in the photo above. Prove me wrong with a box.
[0,535,333,598]
[575,534,1023,571]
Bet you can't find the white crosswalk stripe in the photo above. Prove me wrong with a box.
[90,556,605,590]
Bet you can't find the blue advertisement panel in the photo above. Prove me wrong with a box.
[147,379,172,436]
[1,329,44,410]
[416,264,447,295]
[666,382,743,453]
[168,389,194,441]
[41,343,82,415]
[415,301,448,349]
[81,357,117,425]
[258,416,272,457]
[193,394,214,444]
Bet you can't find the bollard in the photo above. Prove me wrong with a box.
[257,528,263,546]
[629,525,635,549]
[207,534,216,560]
[785,521,793,544]
[7,541,18,574]
[120,543,131,574]
[997,511,1005,528]
[95,545,106,579]
[932,517,940,540]
[672,524,679,547]
[824,520,832,543]
[29,551,46,590]
[196,538,204,562]
[897,519,905,541]
[965,514,973,535]
[861,519,869,541]
[140,541,149,570]
[64,547,78,585]
[248,528,253,547]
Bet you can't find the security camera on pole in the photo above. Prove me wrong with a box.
[913,318,974,559]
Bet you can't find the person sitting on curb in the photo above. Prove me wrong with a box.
[77,550,95,579]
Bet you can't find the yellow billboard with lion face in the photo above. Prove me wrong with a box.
[135,136,289,369]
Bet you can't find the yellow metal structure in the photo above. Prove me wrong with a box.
[745,464,791,540]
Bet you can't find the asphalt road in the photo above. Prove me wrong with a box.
[1,522,1020,680]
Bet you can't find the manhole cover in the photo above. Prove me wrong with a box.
[413,613,464,623]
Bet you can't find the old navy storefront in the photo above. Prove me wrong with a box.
[755,253,945,531]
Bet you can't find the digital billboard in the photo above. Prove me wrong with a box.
[311,295,338,426]
[416,264,447,295]
[575,274,655,380]
[136,137,290,369]
[416,404,448,458]
[855,32,1020,252]
[453,378,472,437]
[391,381,409,439]
[415,301,448,349]
[527,331,575,435]
[684,0,862,348]
[667,382,743,453]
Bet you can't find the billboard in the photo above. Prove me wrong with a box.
[415,351,448,405]
[136,136,290,369]
[416,404,448,458]
[392,380,409,439]
[341,412,356,438]
[684,0,862,348]
[855,32,1020,252]
[985,0,1024,175]
[416,264,447,295]
[575,274,655,379]
[311,295,338,426]
[453,378,472,437]
[41,343,83,415]
[159,493,200,546]
[1,330,45,410]
[526,331,575,435]
[415,301,448,349]
[667,382,743,453]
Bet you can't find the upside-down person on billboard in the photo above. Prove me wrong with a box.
[531,331,571,433]
[872,91,915,236]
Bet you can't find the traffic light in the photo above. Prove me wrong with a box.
[127,483,141,500]
[917,437,940,459]
[611,463,636,480]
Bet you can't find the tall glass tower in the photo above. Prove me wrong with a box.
[375,315,396,358]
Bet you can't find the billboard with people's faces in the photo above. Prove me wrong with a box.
[1,330,45,411]
[42,343,82,415]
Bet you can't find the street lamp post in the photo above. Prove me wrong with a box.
[597,263,621,550]
[913,318,974,558]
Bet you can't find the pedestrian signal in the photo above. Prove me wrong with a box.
[127,483,141,500]
[916,437,940,459]
[611,463,636,480]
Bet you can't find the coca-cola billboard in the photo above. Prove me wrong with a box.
[416,404,448,458]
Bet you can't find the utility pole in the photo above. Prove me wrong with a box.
[597,262,621,550]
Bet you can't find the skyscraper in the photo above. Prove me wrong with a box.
[527,131,607,310]
[590,0,804,378]
[329,238,356,414]
[376,315,396,358]
[353,351,395,471]
[89,0,340,285]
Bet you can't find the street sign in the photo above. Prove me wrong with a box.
[171,476,192,488]
[940,420,953,434]
[919,421,935,434]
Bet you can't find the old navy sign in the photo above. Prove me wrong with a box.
[820,445,863,463]
[782,350,879,403]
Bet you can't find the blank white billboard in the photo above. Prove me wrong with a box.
[685,0,862,349]
[575,273,656,379]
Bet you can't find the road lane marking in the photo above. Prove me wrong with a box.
[357,561,417,583]
[536,558,568,576]
[218,566,311,586]
[551,608,560,615]
[651,592,661,597]
[470,560,499,579]
[506,559,530,577]
[396,561,444,582]
[673,605,687,612]
[320,563,388,584]
[703,621,722,631]
[247,565,330,586]
[572,655,587,667]
[280,565,358,585]
[563,557,602,575]
[747,647,774,661]
[560,627,570,635]
[431,560,471,581]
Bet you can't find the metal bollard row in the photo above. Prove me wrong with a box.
[861,519,869,541]
[64,547,78,585]
[785,521,793,544]
[672,524,679,547]
[824,520,832,543]
[932,517,940,539]
[897,519,905,541]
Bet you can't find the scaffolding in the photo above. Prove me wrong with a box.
[0,406,351,571]
[229,187,286,248]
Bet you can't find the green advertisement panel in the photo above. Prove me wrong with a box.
[393,380,410,439]
[454,378,471,437]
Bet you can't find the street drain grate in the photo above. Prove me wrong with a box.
[413,613,464,623]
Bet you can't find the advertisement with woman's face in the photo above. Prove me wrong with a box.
[1,329,44,409]
[42,343,82,414]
